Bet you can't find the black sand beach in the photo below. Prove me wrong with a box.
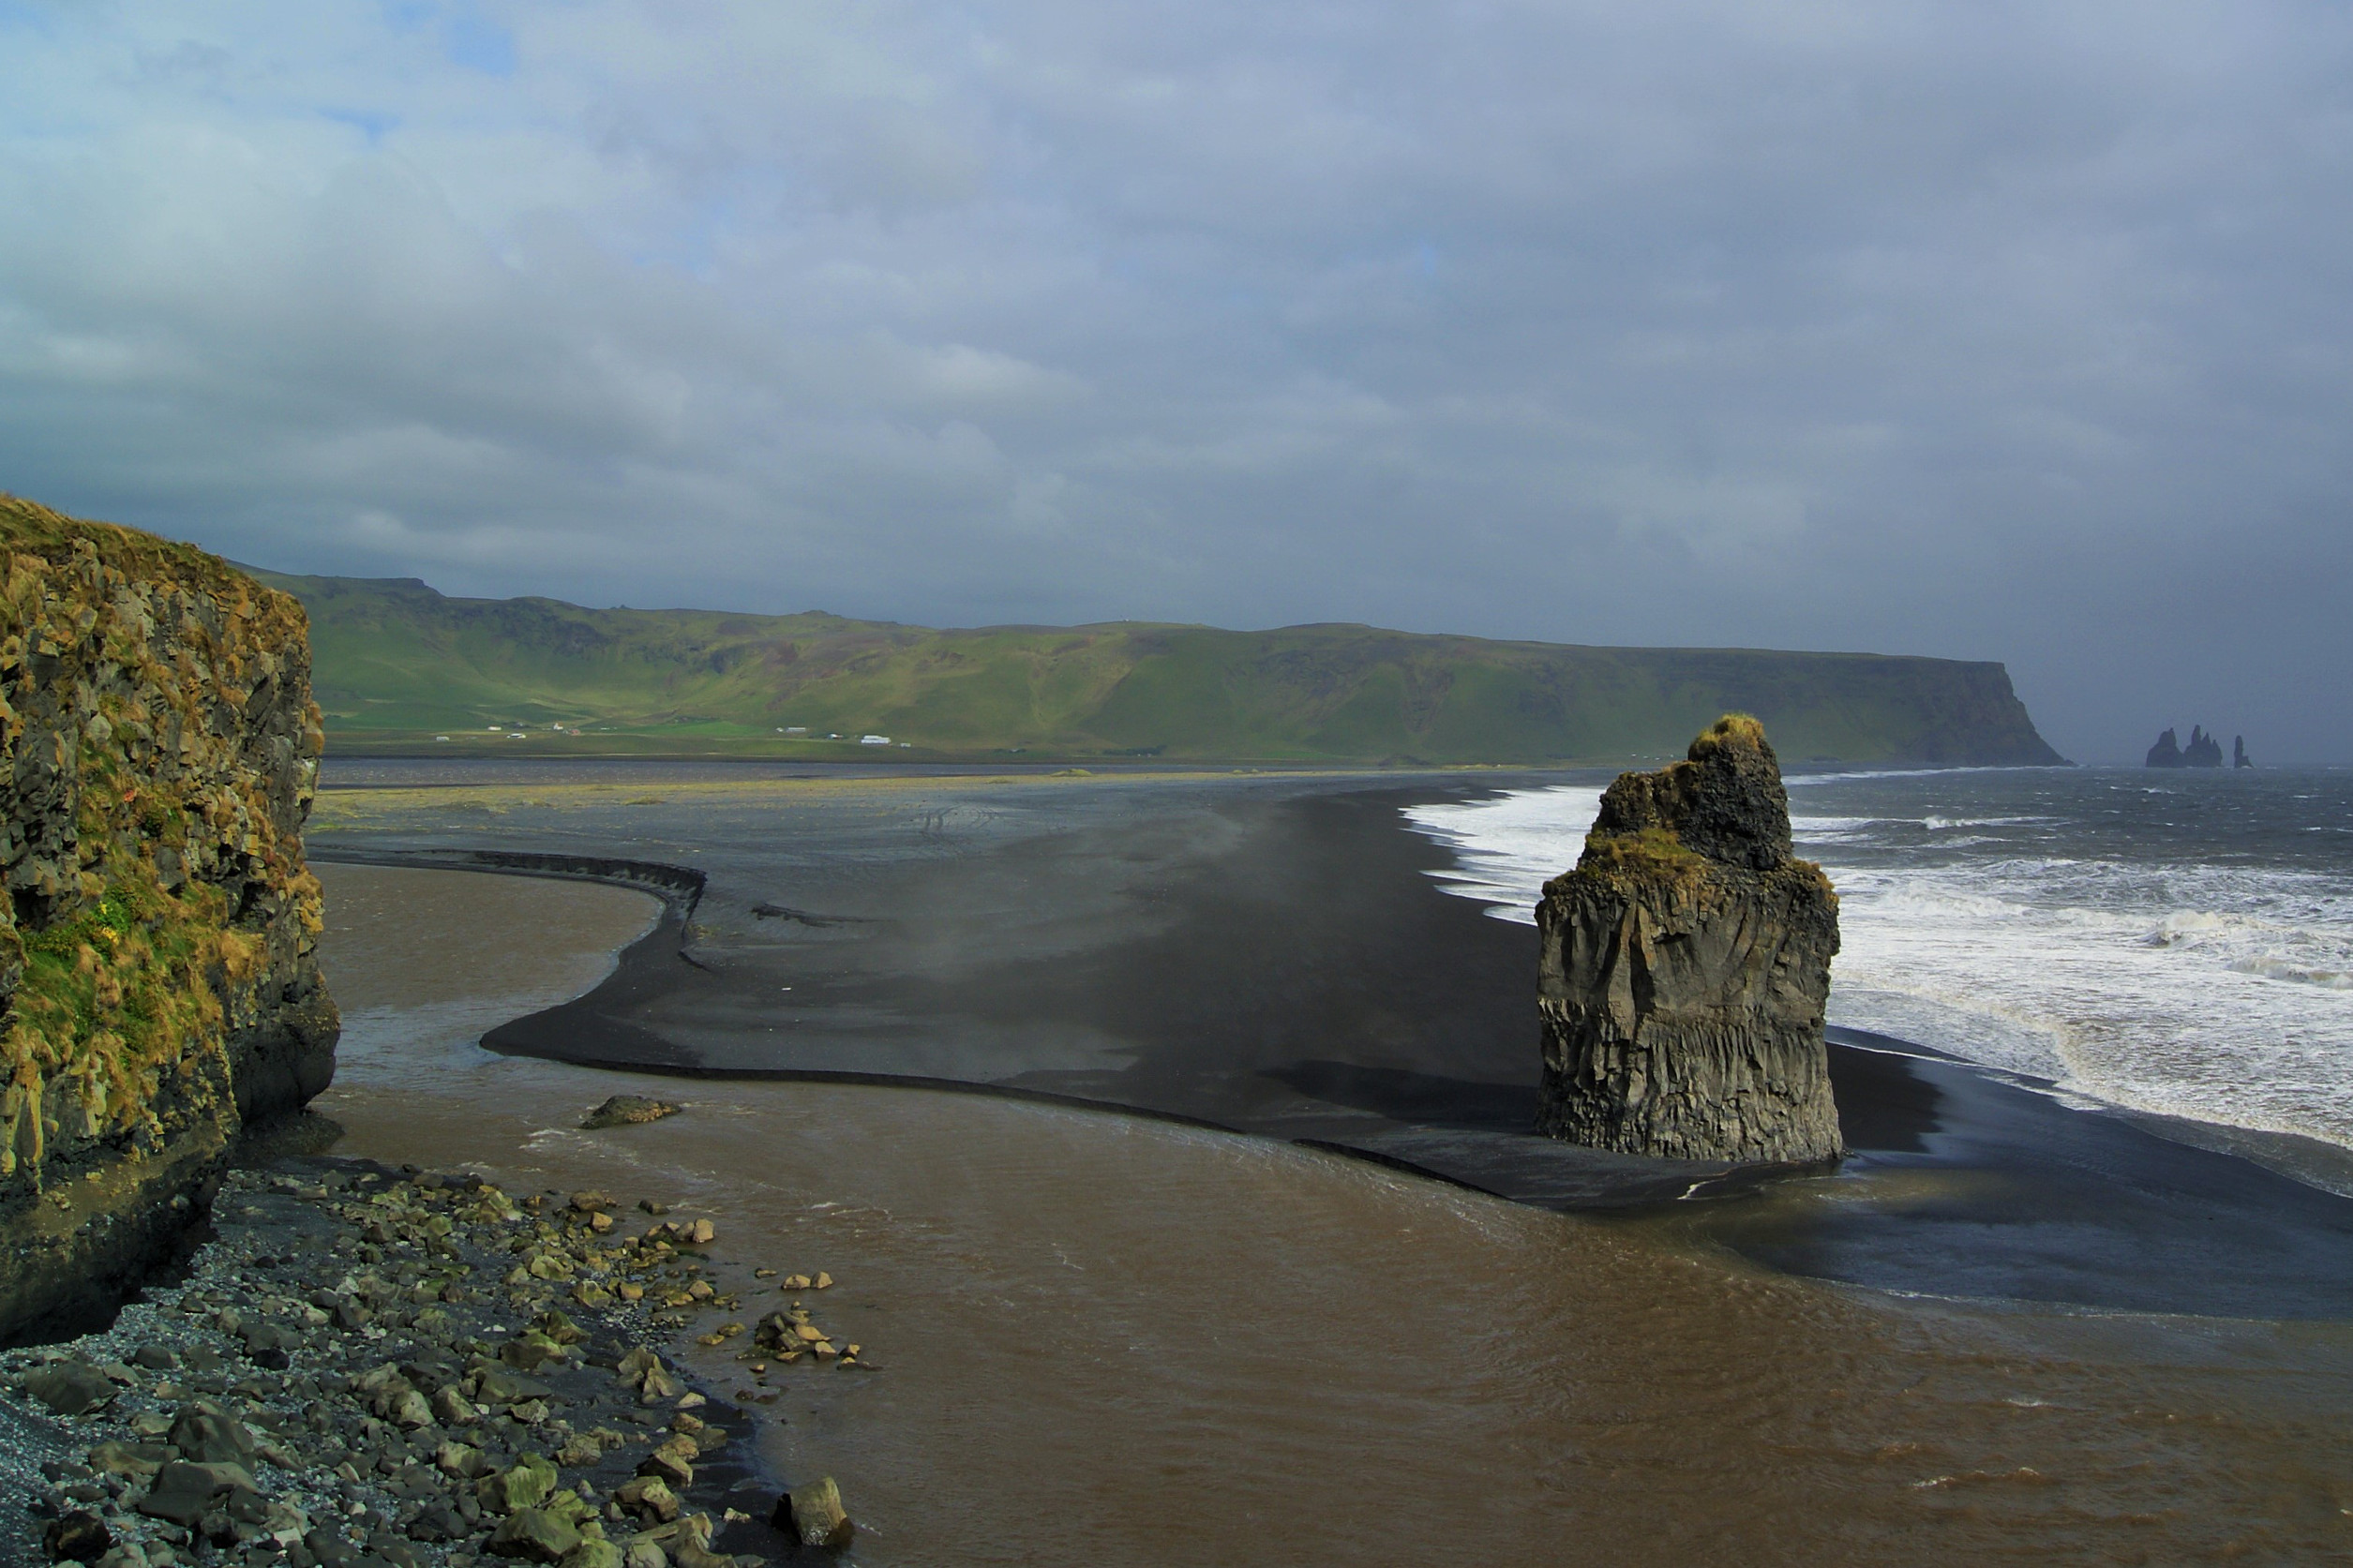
[310,766,2353,1321]
[235,840,2353,1564]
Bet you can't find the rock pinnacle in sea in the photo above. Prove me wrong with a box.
[1536,714,1844,1165]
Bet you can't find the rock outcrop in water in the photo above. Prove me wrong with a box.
[1536,715,1843,1165]
[0,494,337,1342]
[2148,725,2226,768]
[2235,734,2253,769]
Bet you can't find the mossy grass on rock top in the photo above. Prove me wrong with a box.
[0,493,338,1344]
[1536,715,1843,1165]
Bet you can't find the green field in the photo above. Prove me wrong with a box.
[249,568,2065,768]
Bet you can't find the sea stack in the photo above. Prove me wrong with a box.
[1536,715,1843,1165]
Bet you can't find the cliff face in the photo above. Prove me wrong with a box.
[0,495,337,1342]
[1536,715,1843,1165]
[256,566,2068,767]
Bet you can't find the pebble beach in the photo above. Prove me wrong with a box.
[1,1124,862,1568]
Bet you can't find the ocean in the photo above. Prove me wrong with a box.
[1404,766,2353,1179]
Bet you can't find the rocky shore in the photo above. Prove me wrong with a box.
[0,1140,863,1567]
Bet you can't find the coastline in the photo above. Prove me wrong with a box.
[19,850,2351,1563]
[314,769,2353,1320]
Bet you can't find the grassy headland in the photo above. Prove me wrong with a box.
[255,567,2062,767]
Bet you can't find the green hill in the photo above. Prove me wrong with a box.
[247,568,2064,767]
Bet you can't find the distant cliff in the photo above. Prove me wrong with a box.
[1,495,337,1342]
[250,568,2068,769]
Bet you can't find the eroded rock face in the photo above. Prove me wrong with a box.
[1536,715,1842,1165]
[0,494,338,1341]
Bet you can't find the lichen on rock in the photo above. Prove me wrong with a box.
[1536,714,1843,1165]
[0,493,338,1341]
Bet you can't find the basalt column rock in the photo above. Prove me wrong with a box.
[0,494,338,1342]
[1536,715,1843,1164]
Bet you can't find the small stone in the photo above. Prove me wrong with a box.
[620,1543,667,1568]
[554,1436,604,1469]
[26,1362,119,1416]
[44,1509,112,1562]
[387,1389,434,1429]
[615,1476,680,1525]
[558,1542,622,1568]
[777,1476,852,1549]
[409,1504,468,1544]
[812,1273,832,1291]
[635,1448,686,1486]
[487,1507,580,1562]
[435,1442,487,1479]
[567,1192,615,1214]
[684,1220,714,1247]
[434,1386,480,1426]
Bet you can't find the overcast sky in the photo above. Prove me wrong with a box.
[3,2,2348,763]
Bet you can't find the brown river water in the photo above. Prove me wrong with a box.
[310,862,2353,1565]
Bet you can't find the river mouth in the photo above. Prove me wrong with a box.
[311,859,2353,1564]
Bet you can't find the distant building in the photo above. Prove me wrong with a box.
[860,735,891,746]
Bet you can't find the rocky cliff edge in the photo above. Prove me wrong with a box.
[0,494,337,1342]
[1536,714,1843,1164]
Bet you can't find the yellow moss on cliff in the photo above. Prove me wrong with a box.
[1575,824,1708,891]
[0,492,328,1189]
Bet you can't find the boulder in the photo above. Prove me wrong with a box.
[581,1097,681,1130]
[478,1455,561,1516]
[488,1507,583,1563]
[24,1361,117,1416]
[43,1510,112,1563]
[778,1475,854,1549]
[137,1460,260,1527]
[1536,715,1844,1164]
[168,1400,260,1466]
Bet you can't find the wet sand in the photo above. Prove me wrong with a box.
[315,769,2353,1319]
[311,860,2353,1564]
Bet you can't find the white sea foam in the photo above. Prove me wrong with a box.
[1403,780,2353,1156]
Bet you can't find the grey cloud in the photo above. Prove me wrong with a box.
[1,0,2349,759]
